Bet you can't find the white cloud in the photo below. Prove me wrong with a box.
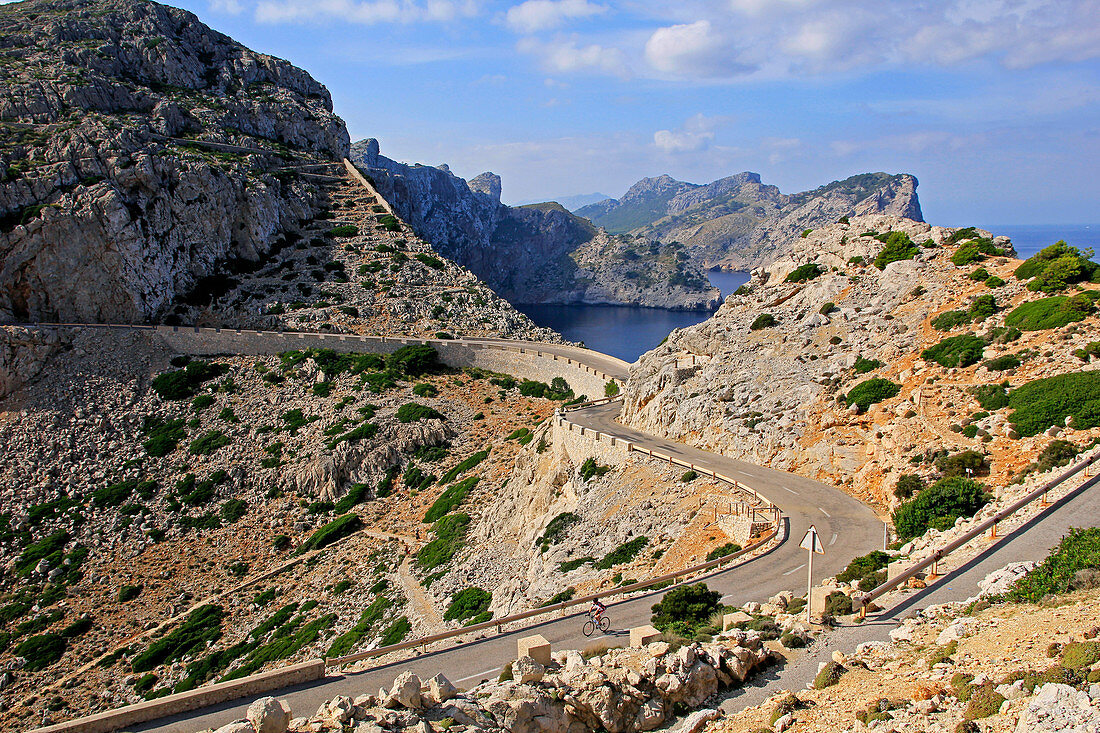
[505,0,607,33]
[645,19,756,78]
[518,36,631,77]
[653,113,720,153]
[254,0,479,24]
[209,0,245,13]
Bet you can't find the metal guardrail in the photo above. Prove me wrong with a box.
[856,450,1100,614]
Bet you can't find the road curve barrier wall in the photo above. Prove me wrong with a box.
[32,659,325,733]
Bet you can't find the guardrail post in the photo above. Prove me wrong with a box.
[990,522,997,539]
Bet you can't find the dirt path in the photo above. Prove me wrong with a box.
[396,555,446,632]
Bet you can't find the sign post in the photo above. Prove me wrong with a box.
[799,524,825,624]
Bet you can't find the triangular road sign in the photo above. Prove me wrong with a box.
[800,524,825,554]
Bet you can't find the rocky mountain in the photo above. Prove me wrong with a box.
[351,140,719,310]
[521,191,612,212]
[0,0,349,323]
[577,172,923,270]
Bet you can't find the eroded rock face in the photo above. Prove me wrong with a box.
[349,140,720,310]
[0,325,63,398]
[0,0,350,324]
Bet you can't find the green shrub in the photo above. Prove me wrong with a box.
[604,380,620,397]
[412,383,438,397]
[396,403,445,423]
[825,591,853,617]
[220,499,248,523]
[705,542,742,561]
[380,616,411,645]
[984,354,1021,371]
[119,584,143,602]
[922,334,985,368]
[151,361,229,400]
[423,477,479,523]
[416,513,471,569]
[387,345,442,376]
[813,660,846,688]
[1035,440,1080,472]
[295,514,363,554]
[969,294,997,321]
[969,267,990,281]
[986,275,1006,288]
[853,356,883,374]
[820,302,837,315]
[845,378,901,409]
[16,530,69,576]
[1015,241,1100,292]
[785,263,823,283]
[1008,527,1100,602]
[650,583,722,636]
[326,597,391,656]
[444,588,492,622]
[538,512,579,551]
[579,457,611,481]
[61,615,93,638]
[328,225,359,238]
[326,422,379,450]
[189,430,230,456]
[963,685,1005,721]
[378,214,400,231]
[874,231,919,269]
[936,449,987,477]
[894,474,923,499]
[836,551,891,588]
[931,310,971,331]
[142,417,187,457]
[1075,341,1100,361]
[1008,371,1100,435]
[971,381,1010,411]
[681,470,698,482]
[596,536,648,569]
[1061,641,1100,670]
[438,450,489,484]
[415,253,445,270]
[1004,293,1097,331]
[14,633,66,672]
[192,394,214,412]
[132,605,224,673]
[894,477,990,539]
[750,313,776,330]
[559,556,595,572]
[541,588,576,607]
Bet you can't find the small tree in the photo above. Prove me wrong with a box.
[651,583,722,636]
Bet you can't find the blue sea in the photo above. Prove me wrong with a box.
[981,224,1100,259]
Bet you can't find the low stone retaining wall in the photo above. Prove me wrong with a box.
[33,659,325,733]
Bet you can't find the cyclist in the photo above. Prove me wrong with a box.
[589,598,606,621]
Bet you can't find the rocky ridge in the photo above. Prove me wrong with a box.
[0,0,350,323]
[351,139,720,311]
[621,214,1100,511]
[578,172,923,270]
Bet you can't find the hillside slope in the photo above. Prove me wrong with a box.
[351,139,720,310]
[578,172,923,270]
[0,0,348,323]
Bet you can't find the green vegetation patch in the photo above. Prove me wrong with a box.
[893,477,990,540]
[650,582,722,637]
[1008,527,1100,602]
[750,313,776,330]
[396,403,445,423]
[836,550,890,591]
[326,596,392,657]
[984,354,1021,371]
[538,512,580,551]
[416,513,470,569]
[423,476,479,523]
[922,334,985,368]
[596,536,648,569]
[518,377,574,401]
[189,430,230,456]
[295,514,363,555]
[132,605,225,673]
[14,633,67,672]
[444,588,492,622]
[853,356,883,374]
[415,253,445,270]
[1004,292,1098,331]
[844,378,901,410]
[438,450,488,485]
[579,457,611,481]
[1008,371,1100,436]
[326,422,379,450]
[705,542,742,561]
[151,361,229,401]
[141,416,187,457]
[1015,241,1100,293]
[874,231,919,270]
[785,263,823,283]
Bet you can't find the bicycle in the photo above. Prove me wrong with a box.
[582,609,611,637]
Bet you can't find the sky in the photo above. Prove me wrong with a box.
[31,0,1100,223]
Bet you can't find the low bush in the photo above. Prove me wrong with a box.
[845,378,901,410]
[650,583,722,636]
[412,383,438,397]
[378,214,400,232]
[1005,293,1098,331]
[936,449,987,477]
[387,345,442,376]
[188,430,230,456]
[131,605,224,673]
[14,633,66,672]
[853,356,882,374]
[968,267,990,281]
[931,310,970,331]
[705,542,742,561]
[1008,371,1100,436]
[151,361,228,401]
[380,617,411,645]
[326,597,391,656]
[836,551,891,589]
[541,588,576,606]
[1008,527,1100,602]
[415,253,445,270]
[984,353,1021,371]
[986,275,1006,288]
[16,530,70,576]
[438,450,488,484]
[537,512,579,551]
[444,588,492,622]
[964,685,1005,721]
[785,263,823,283]
[596,536,648,569]
[1035,440,1080,473]
[1061,641,1100,670]
[396,403,445,423]
[894,477,990,540]
[874,231,919,269]
[119,584,143,602]
[922,334,985,368]
[813,660,846,689]
[295,514,363,555]
[220,499,248,523]
[681,470,698,482]
[423,476,479,523]
[605,380,620,397]
[820,302,837,314]
[328,225,359,238]
[969,293,997,321]
[142,417,187,457]
[416,513,471,569]
[894,474,923,499]
[579,457,611,481]
[971,381,1010,411]
[326,422,379,450]
[750,313,776,330]
[559,556,596,572]
[824,591,853,617]
[1014,241,1100,292]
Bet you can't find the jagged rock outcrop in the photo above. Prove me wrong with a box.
[0,0,350,323]
[577,172,923,270]
[350,139,719,310]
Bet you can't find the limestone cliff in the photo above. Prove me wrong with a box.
[578,172,923,270]
[0,0,350,323]
[351,139,720,310]
[621,216,1100,510]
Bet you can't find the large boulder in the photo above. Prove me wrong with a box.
[389,671,423,709]
[246,697,290,733]
[513,656,546,684]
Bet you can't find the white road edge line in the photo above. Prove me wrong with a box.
[830,533,838,546]
[782,563,807,576]
[781,486,797,494]
[456,667,500,684]
[737,470,755,477]
[820,508,831,517]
